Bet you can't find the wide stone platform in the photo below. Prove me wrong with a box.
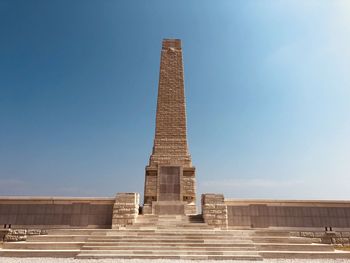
[1,214,350,260]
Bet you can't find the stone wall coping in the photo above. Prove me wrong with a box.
[225,199,350,207]
[0,196,115,205]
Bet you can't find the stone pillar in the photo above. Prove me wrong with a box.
[112,193,139,229]
[201,193,228,229]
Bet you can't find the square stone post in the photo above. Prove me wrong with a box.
[201,193,228,229]
[112,193,139,229]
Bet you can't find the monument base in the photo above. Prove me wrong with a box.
[142,201,197,215]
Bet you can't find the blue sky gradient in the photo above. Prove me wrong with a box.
[0,0,349,200]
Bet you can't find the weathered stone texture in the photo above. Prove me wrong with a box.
[292,231,350,245]
[144,170,157,201]
[182,177,195,193]
[148,39,192,168]
[4,233,27,242]
[0,197,114,228]
[226,200,350,228]
[3,228,46,242]
[112,193,139,228]
[201,194,228,229]
[143,39,196,211]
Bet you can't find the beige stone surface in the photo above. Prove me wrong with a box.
[148,39,192,168]
[0,197,114,228]
[143,39,196,212]
[201,194,228,229]
[112,193,139,228]
[226,199,350,228]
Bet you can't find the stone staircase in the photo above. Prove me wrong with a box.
[1,214,350,259]
[77,215,261,260]
[251,229,350,259]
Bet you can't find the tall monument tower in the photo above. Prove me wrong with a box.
[143,39,196,215]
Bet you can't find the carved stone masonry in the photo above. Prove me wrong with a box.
[202,194,228,229]
[143,39,196,215]
[112,193,139,229]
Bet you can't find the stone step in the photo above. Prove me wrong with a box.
[139,224,209,227]
[91,235,253,240]
[2,242,84,249]
[88,235,313,242]
[0,249,79,257]
[83,242,256,248]
[252,237,314,244]
[27,232,253,241]
[98,236,252,243]
[108,230,253,235]
[253,231,291,237]
[259,251,350,259]
[81,245,257,251]
[97,237,253,242]
[102,234,252,238]
[105,231,251,236]
[27,235,89,242]
[76,253,263,260]
[133,222,206,226]
[85,238,254,244]
[78,250,260,256]
[127,226,213,230]
[256,243,335,252]
[134,220,198,222]
[47,229,107,235]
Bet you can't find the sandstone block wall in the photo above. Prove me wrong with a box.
[144,39,196,212]
[112,193,139,228]
[144,169,158,204]
[148,39,192,168]
[0,197,114,228]
[201,194,228,229]
[225,199,350,228]
[182,168,196,203]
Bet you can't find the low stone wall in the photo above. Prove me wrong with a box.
[225,199,350,228]
[0,230,9,242]
[0,197,114,228]
[291,231,350,246]
[2,228,48,242]
[112,193,139,229]
[201,194,228,229]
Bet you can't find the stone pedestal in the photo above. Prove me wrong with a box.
[143,201,196,215]
[112,193,139,229]
[143,166,197,215]
[153,201,185,215]
[202,193,228,229]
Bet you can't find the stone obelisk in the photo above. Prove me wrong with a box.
[143,39,196,215]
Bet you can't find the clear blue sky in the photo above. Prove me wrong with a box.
[0,0,349,200]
